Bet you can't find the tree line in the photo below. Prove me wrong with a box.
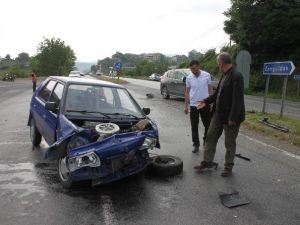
[2,0,299,97]
[0,38,76,78]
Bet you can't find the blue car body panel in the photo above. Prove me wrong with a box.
[28,76,160,186]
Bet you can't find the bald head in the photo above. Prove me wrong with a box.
[217,52,232,72]
[217,52,232,64]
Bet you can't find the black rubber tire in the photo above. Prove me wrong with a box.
[30,118,42,146]
[161,86,170,99]
[57,157,75,189]
[148,155,183,177]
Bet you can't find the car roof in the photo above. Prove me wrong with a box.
[49,76,124,88]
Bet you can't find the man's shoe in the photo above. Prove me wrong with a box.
[221,167,232,177]
[194,161,218,171]
[192,146,199,153]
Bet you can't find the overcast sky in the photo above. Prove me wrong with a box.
[0,0,231,62]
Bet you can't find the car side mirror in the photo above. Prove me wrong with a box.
[143,107,150,115]
[182,77,186,83]
[45,102,58,113]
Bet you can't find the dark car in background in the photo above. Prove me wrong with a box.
[160,69,219,99]
[28,76,160,188]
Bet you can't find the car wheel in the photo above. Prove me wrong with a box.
[148,155,183,177]
[58,157,75,189]
[161,86,170,99]
[30,118,42,146]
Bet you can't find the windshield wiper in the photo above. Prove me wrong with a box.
[66,110,111,118]
[105,112,140,119]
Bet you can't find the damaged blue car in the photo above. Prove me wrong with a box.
[28,76,160,188]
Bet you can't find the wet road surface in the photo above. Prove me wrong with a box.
[0,79,299,225]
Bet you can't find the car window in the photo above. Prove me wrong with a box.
[39,80,56,102]
[49,83,64,107]
[169,71,175,79]
[175,71,186,80]
[116,89,139,113]
[65,84,144,118]
[103,87,114,105]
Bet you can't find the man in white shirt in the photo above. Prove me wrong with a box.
[184,60,213,153]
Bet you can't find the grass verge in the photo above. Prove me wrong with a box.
[243,111,300,147]
[95,75,129,85]
[244,89,300,103]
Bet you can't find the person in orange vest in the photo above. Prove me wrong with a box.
[31,70,37,92]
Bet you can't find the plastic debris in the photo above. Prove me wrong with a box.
[259,118,289,133]
[219,191,251,208]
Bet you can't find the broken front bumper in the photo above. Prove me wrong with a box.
[63,132,152,184]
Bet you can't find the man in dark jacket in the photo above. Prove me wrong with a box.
[194,52,245,177]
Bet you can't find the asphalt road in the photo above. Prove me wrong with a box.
[0,78,299,225]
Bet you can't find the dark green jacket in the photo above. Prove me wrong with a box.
[204,67,245,124]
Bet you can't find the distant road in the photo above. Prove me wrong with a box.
[122,77,300,119]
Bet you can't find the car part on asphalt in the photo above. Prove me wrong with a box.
[235,153,251,161]
[147,155,183,177]
[95,123,120,141]
[259,117,289,133]
[146,93,154,98]
[219,191,251,208]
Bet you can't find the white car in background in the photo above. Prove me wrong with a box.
[69,71,84,77]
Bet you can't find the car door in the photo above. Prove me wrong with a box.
[32,80,57,142]
[167,70,177,95]
[44,82,65,144]
[174,70,187,97]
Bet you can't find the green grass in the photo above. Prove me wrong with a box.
[245,89,300,103]
[243,112,300,146]
[123,75,149,80]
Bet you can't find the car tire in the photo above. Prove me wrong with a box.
[30,118,42,146]
[58,157,75,189]
[161,86,170,99]
[148,155,183,177]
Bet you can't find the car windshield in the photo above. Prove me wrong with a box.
[64,84,144,118]
[180,69,190,76]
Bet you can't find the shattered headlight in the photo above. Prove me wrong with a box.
[140,137,157,150]
[68,152,101,172]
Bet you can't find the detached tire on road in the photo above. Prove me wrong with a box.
[148,155,183,177]
[30,118,42,146]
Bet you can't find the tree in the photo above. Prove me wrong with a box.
[199,49,219,76]
[5,54,11,60]
[224,0,300,68]
[16,52,30,67]
[90,65,97,74]
[188,49,203,60]
[34,38,76,76]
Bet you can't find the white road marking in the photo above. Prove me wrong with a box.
[0,141,31,145]
[101,195,117,225]
[241,133,300,161]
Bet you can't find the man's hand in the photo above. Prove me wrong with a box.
[228,120,237,126]
[184,106,189,114]
[197,101,206,110]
